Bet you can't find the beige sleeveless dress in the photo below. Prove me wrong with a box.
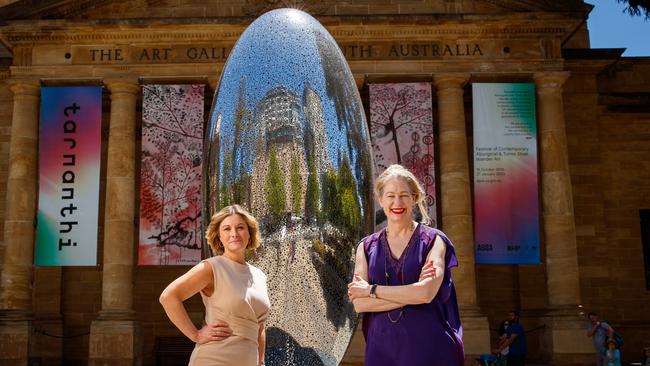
[188,255,270,366]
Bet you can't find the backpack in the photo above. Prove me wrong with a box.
[602,321,624,348]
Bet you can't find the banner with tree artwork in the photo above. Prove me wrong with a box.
[369,83,437,227]
[138,84,205,265]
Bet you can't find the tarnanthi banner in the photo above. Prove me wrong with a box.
[369,83,437,227]
[472,83,540,264]
[35,86,102,266]
[138,84,204,265]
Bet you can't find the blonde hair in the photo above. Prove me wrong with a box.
[205,204,261,255]
[375,164,430,225]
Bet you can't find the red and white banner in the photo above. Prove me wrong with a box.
[138,84,205,265]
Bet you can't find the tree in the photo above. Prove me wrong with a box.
[369,84,432,164]
[618,0,650,19]
[304,155,321,221]
[290,154,303,213]
[265,146,286,218]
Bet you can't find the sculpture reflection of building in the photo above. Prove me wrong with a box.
[347,164,464,366]
[251,86,307,224]
[160,205,270,366]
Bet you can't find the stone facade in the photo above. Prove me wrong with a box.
[0,1,648,365]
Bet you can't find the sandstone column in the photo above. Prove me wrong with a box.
[0,78,40,366]
[534,72,591,364]
[88,79,141,366]
[433,74,489,357]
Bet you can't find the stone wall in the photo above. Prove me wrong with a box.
[566,60,650,358]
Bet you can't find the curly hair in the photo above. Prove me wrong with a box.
[205,204,261,255]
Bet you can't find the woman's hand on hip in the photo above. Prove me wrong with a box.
[195,320,233,344]
[347,274,370,300]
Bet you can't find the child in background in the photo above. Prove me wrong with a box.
[605,339,622,366]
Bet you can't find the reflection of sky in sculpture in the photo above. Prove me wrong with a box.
[210,8,349,172]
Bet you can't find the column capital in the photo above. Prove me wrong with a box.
[533,71,570,90]
[104,78,140,95]
[432,73,470,91]
[7,78,40,97]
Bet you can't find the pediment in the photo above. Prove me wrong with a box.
[0,0,590,20]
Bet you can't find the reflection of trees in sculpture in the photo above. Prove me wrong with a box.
[304,155,321,221]
[218,79,254,210]
[334,155,361,232]
[140,85,203,263]
[369,84,432,165]
[315,31,373,233]
[290,154,303,213]
[232,80,254,207]
[265,146,286,219]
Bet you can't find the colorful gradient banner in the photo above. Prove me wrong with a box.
[35,86,102,266]
[138,84,204,265]
[369,83,437,227]
[472,83,540,264]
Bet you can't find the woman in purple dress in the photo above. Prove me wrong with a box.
[348,164,464,366]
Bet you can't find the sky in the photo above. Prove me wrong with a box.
[587,0,650,56]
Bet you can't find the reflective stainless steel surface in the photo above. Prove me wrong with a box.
[203,8,374,366]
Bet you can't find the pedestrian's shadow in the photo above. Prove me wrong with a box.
[265,327,327,366]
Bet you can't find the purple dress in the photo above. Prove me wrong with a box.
[361,224,464,366]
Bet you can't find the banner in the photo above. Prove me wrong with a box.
[369,83,437,227]
[35,86,102,266]
[138,84,204,265]
[472,83,540,264]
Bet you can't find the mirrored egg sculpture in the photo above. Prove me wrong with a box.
[202,8,374,366]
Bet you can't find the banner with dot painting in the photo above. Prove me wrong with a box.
[138,84,205,265]
[369,83,437,228]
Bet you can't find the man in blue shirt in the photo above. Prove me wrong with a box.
[587,312,614,366]
[498,310,527,366]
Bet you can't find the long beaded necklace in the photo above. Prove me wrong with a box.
[383,222,415,323]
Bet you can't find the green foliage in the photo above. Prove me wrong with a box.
[322,155,362,233]
[265,146,286,218]
[323,169,340,224]
[339,188,360,230]
[290,154,303,213]
[232,174,250,208]
[304,155,321,220]
[219,179,229,209]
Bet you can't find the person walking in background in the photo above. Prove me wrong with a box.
[160,205,270,366]
[496,311,526,366]
[347,164,464,366]
[587,312,614,366]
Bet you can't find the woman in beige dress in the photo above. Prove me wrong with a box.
[160,204,271,366]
